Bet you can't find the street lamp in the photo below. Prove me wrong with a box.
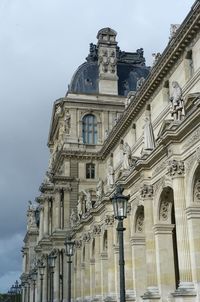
[110,185,130,302]
[48,254,56,302]
[64,234,75,302]
[31,270,37,302]
[38,261,45,302]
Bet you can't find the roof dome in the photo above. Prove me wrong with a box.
[67,30,150,96]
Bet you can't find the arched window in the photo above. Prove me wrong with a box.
[82,114,97,144]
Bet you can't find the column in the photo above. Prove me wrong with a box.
[39,205,44,240]
[54,253,60,302]
[43,199,49,236]
[63,187,71,229]
[84,237,91,300]
[124,213,135,301]
[43,262,48,302]
[169,160,196,297]
[105,215,117,300]
[154,224,176,299]
[186,205,200,300]
[141,184,160,301]
[54,188,61,231]
[94,228,102,300]
[131,235,146,300]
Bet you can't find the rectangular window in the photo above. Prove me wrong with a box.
[86,163,95,179]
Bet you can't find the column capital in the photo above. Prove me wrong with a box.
[140,184,153,199]
[104,214,114,226]
[75,239,82,249]
[92,224,101,236]
[168,159,185,177]
[82,232,91,243]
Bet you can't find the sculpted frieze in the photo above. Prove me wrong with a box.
[152,160,167,177]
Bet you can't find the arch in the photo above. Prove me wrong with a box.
[186,157,200,206]
[82,114,98,144]
[135,205,144,233]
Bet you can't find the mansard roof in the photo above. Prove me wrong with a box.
[67,32,150,96]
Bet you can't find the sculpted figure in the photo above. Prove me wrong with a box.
[55,105,61,116]
[64,110,71,134]
[170,81,185,121]
[136,77,145,91]
[107,162,114,187]
[143,116,155,150]
[70,209,78,227]
[122,142,131,170]
[96,179,104,202]
[82,190,92,212]
[77,195,83,219]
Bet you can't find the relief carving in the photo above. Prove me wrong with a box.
[140,184,153,198]
[168,160,185,176]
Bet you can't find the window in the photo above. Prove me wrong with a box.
[86,163,95,179]
[82,114,97,144]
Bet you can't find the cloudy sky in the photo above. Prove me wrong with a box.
[0,0,195,293]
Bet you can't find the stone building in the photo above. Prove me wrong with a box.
[21,1,200,302]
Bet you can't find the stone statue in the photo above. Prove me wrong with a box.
[70,209,78,227]
[107,162,114,187]
[77,195,83,219]
[136,77,145,91]
[27,202,37,229]
[96,179,104,202]
[55,105,62,116]
[122,142,131,170]
[64,110,71,134]
[170,81,185,121]
[143,116,155,150]
[152,52,161,66]
[105,129,109,139]
[82,190,92,212]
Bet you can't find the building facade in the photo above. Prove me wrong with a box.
[21,1,200,302]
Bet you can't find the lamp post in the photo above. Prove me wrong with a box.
[64,234,75,302]
[110,185,130,302]
[31,270,37,302]
[38,261,45,302]
[48,254,56,302]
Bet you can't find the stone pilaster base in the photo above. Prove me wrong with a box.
[126,289,136,301]
[171,282,196,302]
[142,286,160,301]
[104,293,117,302]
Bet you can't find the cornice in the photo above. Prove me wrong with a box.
[99,1,200,158]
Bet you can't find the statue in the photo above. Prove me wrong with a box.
[122,142,131,170]
[143,116,155,150]
[96,179,104,202]
[77,195,83,219]
[27,202,37,229]
[107,162,114,187]
[82,190,92,212]
[152,52,161,66]
[70,209,78,227]
[136,77,145,91]
[55,105,62,116]
[64,110,71,134]
[170,81,185,121]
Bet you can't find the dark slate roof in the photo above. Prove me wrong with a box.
[68,43,150,96]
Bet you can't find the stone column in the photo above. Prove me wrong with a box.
[186,205,200,300]
[124,212,135,301]
[131,235,146,300]
[153,224,176,299]
[63,187,71,229]
[39,205,44,240]
[93,226,102,300]
[43,199,49,236]
[75,240,82,300]
[105,214,117,301]
[53,253,60,302]
[53,187,61,231]
[84,235,91,300]
[43,261,48,302]
[141,184,160,301]
[169,160,195,298]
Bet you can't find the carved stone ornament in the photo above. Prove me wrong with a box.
[105,214,114,226]
[75,240,82,249]
[92,224,101,235]
[168,160,185,176]
[135,213,144,233]
[140,184,153,198]
[82,232,91,242]
[194,179,200,202]
[49,248,59,258]
[160,200,170,221]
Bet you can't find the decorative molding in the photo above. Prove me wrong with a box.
[159,200,170,221]
[168,160,185,176]
[183,126,200,150]
[75,240,82,249]
[140,184,153,198]
[104,215,114,226]
[135,211,144,233]
[185,153,196,174]
[82,232,91,243]
[152,160,167,177]
[194,179,200,202]
[92,224,101,236]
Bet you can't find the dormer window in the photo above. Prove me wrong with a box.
[82,114,97,144]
